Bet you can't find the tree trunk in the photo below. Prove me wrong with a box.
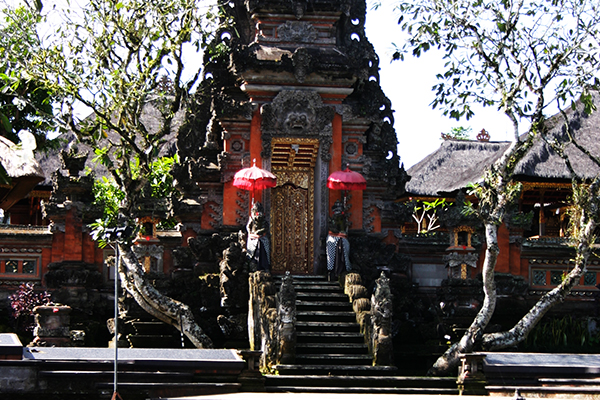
[428,222,499,376]
[118,243,214,348]
[482,212,595,350]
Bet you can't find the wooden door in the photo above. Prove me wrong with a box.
[271,183,310,274]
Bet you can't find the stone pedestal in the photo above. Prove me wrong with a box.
[457,353,488,395]
[30,305,72,347]
[237,350,265,392]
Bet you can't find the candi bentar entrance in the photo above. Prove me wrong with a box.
[270,138,319,274]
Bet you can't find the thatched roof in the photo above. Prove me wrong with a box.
[405,139,511,197]
[406,91,600,197]
[35,98,185,187]
[512,90,600,180]
[0,134,45,210]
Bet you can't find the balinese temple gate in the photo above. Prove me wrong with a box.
[173,0,407,275]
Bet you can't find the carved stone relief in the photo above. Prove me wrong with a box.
[261,90,334,161]
[292,47,312,83]
[278,21,317,43]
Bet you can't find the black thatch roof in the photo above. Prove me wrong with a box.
[405,139,511,197]
[513,91,600,180]
[406,91,600,197]
[35,98,184,187]
[0,134,45,210]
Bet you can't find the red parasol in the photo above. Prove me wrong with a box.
[233,159,277,204]
[327,167,367,191]
[327,166,366,210]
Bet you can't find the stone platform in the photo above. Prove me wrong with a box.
[0,334,247,400]
[461,351,600,397]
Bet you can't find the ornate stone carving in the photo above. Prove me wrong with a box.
[444,252,479,280]
[235,190,250,226]
[261,90,334,161]
[278,21,317,43]
[133,244,164,273]
[371,272,393,366]
[292,47,312,83]
[220,240,248,308]
[277,272,296,364]
[208,203,223,229]
[291,0,307,19]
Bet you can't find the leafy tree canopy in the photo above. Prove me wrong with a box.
[0,4,59,185]
[3,0,223,226]
[393,0,600,136]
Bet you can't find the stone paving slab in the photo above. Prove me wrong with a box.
[152,393,512,400]
[483,352,600,369]
[0,333,22,357]
[23,347,242,362]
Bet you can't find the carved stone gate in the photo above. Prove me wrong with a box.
[270,138,319,274]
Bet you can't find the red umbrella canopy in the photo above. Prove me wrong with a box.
[233,161,277,191]
[327,167,367,191]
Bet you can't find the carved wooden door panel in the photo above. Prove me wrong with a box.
[271,183,310,274]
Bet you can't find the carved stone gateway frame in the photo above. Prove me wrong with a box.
[262,90,334,274]
[270,138,319,274]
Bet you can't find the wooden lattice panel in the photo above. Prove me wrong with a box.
[271,139,319,170]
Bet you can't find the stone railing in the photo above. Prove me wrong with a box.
[248,271,296,370]
[344,271,393,366]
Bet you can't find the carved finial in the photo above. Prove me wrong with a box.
[477,129,490,142]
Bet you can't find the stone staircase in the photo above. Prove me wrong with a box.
[267,275,459,394]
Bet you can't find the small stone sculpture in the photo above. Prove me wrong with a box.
[246,202,271,272]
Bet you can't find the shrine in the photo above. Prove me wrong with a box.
[2,2,600,396]
[171,0,407,276]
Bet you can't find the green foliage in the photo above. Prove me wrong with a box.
[90,176,126,247]
[508,210,533,230]
[441,126,471,141]
[92,176,125,224]
[0,5,60,184]
[394,0,600,129]
[90,154,178,245]
[412,198,451,233]
[3,0,219,217]
[522,316,600,352]
[0,6,56,146]
[148,154,179,199]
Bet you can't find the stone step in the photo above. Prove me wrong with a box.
[264,386,459,394]
[296,292,348,300]
[127,334,182,348]
[297,311,356,322]
[295,354,373,365]
[296,321,360,332]
[296,300,353,310]
[294,284,346,292]
[39,370,193,382]
[296,343,368,355]
[297,331,365,344]
[274,364,398,376]
[265,374,458,388]
[95,381,241,398]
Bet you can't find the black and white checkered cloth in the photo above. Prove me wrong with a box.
[326,235,350,272]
